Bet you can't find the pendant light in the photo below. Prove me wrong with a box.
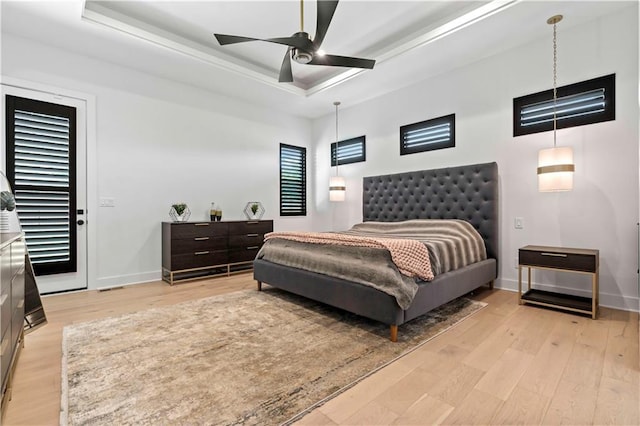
[329,101,346,202]
[538,14,575,192]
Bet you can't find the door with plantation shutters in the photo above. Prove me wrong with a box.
[3,89,87,293]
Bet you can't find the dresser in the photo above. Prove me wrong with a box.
[1,232,25,416]
[162,220,273,284]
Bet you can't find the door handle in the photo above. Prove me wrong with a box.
[77,219,85,225]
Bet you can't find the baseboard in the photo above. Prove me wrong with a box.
[496,277,640,313]
[94,271,161,290]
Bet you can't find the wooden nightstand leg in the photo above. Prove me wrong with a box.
[527,267,532,291]
[256,281,262,291]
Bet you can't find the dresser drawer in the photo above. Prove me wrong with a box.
[228,221,272,236]
[169,222,229,239]
[229,247,260,264]
[171,236,227,255]
[519,247,598,273]
[169,250,229,271]
[228,234,264,250]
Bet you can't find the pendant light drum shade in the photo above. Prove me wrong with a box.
[538,146,574,192]
[329,176,346,201]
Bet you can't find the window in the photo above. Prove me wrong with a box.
[513,74,615,137]
[5,95,78,275]
[331,136,366,166]
[279,143,306,216]
[400,114,455,155]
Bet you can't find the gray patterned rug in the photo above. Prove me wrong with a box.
[61,287,486,425]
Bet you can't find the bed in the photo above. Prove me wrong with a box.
[253,162,498,341]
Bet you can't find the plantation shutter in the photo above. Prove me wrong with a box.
[400,114,456,155]
[520,89,606,128]
[331,136,366,166]
[279,143,306,216]
[5,95,77,275]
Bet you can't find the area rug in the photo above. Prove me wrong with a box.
[61,287,486,425]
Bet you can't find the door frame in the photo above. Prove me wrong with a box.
[1,76,97,292]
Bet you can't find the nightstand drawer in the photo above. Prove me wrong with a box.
[519,246,598,273]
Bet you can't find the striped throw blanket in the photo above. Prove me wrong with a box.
[264,231,434,281]
[342,220,486,276]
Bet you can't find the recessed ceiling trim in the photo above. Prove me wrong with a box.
[306,0,520,96]
[81,3,307,97]
[81,0,518,99]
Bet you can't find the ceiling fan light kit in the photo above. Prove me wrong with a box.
[213,0,376,83]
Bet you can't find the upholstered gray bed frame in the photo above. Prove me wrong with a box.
[253,162,498,341]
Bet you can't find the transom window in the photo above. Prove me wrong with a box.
[331,135,366,166]
[400,114,455,155]
[513,74,615,137]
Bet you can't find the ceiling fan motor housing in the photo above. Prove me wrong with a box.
[291,47,313,64]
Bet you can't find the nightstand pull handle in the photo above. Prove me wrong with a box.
[194,251,210,255]
[194,237,209,241]
[246,233,259,237]
[194,223,209,226]
[247,221,259,224]
[541,252,567,257]
[247,246,259,250]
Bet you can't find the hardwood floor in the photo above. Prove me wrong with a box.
[2,274,638,425]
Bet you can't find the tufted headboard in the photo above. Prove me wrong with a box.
[362,162,498,260]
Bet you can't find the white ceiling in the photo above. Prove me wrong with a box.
[0,1,634,118]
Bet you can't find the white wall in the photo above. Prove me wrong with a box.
[1,34,313,288]
[312,6,639,311]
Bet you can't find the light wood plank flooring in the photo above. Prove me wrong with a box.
[2,274,638,425]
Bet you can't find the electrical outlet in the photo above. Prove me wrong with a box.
[514,217,524,229]
[100,198,115,207]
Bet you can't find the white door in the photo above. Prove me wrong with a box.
[1,85,87,293]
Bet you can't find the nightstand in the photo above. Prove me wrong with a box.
[518,245,599,319]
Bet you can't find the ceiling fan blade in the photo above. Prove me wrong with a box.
[214,34,261,46]
[279,48,293,83]
[313,0,339,49]
[214,34,312,51]
[309,54,375,69]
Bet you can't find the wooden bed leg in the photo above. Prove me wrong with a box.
[488,280,494,290]
[390,325,398,342]
[256,281,262,291]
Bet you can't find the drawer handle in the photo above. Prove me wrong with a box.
[194,251,210,256]
[246,221,259,224]
[246,234,259,237]
[194,223,209,227]
[194,237,210,241]
[247,246,259,250]
[541,252,568,258]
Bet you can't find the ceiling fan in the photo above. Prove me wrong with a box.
[213,0,376,83]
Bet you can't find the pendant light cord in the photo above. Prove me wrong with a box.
[552,18,558,148]
[334,101,340,177]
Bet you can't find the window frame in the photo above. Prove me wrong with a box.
[400,113,456,156]
[330,135,366,167]
[513,73,615,137]
[279,143,306,217]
